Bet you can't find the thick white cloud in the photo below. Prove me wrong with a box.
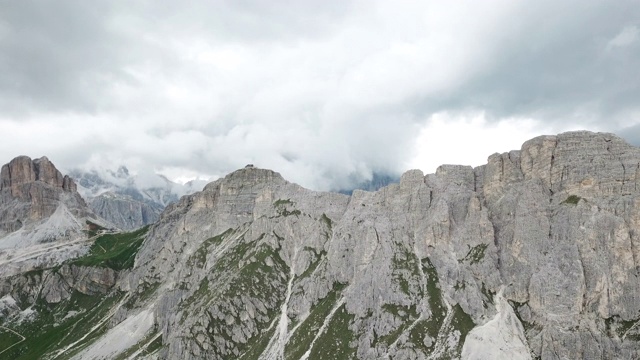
[0,0,638,190]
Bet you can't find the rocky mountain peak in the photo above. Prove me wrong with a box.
[204,166,286,192]
[0,156,87,234]
[481,130,638,207]
[1,155,77,197]
[116,165,129,177]
[227,165,285,184]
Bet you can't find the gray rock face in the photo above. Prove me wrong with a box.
[0,156,110,282]
[3,131,640,360]
[88,192,161,231]
[0,264,117,307]
[0,156,90,235]
[478,131,640,359]
[119,131,640,359]
[1,156,76,193]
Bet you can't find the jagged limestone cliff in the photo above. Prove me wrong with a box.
[0,156,114,282]
[1,131,640,359]
[0,156,86,235]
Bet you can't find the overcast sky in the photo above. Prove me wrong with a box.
[1,1,639,190]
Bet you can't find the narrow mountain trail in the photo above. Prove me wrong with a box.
[0,325,26,356]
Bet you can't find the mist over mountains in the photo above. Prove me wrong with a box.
[68,165,397,230]
[69,167,207,230]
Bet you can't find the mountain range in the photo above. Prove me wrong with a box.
[71,166,396,231]
[1,131,640,359]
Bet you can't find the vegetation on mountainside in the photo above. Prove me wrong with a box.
[0,291,125,359]
[0,227,152,357]
[285,283,347,359]
[70,226,149,270]
[273,199,294,207]
[509,300,540,334]
[606,315,640,341]
[307,302,356,359]
[415,258,447,348]
[273,198,301,217]
[562,194,582,205]
[459,243,488,265]
[181,228,291,358]
[0,327,23,354]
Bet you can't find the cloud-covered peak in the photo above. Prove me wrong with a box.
[1,1,639,190]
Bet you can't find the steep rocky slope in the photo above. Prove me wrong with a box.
[0,156,108,277]
[2,131,640,359]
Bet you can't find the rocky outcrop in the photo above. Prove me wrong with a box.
[0,156,89,234]
[1,156,77,195]
[0,264,117,312]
